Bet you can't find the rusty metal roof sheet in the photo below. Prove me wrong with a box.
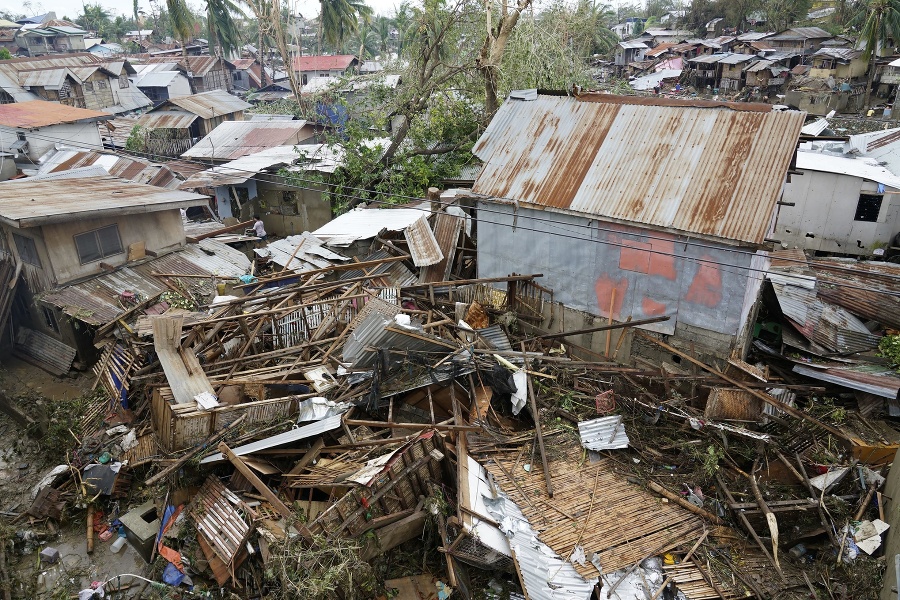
[39,149,182,189]
[404,216,443,267]
[0,100,108,129]
[771,282,881,354]
[793,363,900,400]
[135,110,198,130]
[471,94,805,245]
[0,175,208,227]
[158,89,251,120]
[292,54,357,72]
[181,120,317,161]
[41,239,249,326]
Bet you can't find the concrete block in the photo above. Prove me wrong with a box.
[118,500,160,563]
[39,547,59,564]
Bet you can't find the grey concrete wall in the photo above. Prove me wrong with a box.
[476,201,758,357]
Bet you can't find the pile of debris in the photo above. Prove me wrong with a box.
[3,204,898,600]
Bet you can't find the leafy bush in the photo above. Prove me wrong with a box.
[879,335,900,372]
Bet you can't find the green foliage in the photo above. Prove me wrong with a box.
[879,334,900,371]
[502,0,612,91]
[688,444,725,479]
[125,125,147,153]
[0,48,10,60]
[36,391,106,464]
[265,533,377,600]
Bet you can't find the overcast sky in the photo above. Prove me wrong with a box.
[0,0,404,24]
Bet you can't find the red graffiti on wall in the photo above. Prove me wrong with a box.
[594,275,628,320]
[685,256,723,307]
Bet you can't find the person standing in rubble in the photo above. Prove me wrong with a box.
[253,214,267,244]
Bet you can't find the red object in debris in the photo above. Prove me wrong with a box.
[120,290,136,304]
[98,529,114,542]
[595,390,615,414]
[360,497,370,509]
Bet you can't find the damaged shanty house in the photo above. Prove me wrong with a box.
[0,175,249,369]
[469,93,806,364]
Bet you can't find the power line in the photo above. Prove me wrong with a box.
[12,126,900,298]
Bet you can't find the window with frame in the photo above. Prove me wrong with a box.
[74,224,123,264]
[97,80,108,89]
[12,233,41,267]
[41,306,59,333]
[855,193,883,222]
[83,81,94,92]
[119,77,129,88]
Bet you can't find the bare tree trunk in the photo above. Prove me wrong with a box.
[258,28,268,87]
[477,0,532,118]
[864,59,877,112]
[271,0,303,102]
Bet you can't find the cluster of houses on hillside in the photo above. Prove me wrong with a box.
[615,24,900,115]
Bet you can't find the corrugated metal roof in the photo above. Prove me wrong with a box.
[472,94,805,245]
[793,364,900,399]
[689,52,729,63]
[18,67,77,89]
[140,55,223,77]
[475,462,596,600]
[255,232,349,273]
[14,327,77,375]
[200,414,344,464]
[135,110,198,129]
[39,149,181,189]
[337,249,417,287]
[343,313,456,368]
[618,40,647,49]
[292,54,357,72]
[578,415,630,450]
[156,89,251,120]
[135,70,181,88]
[179,145,307,188]
[796,151,900,188]
[312,207,426,246]
[814,48,862,61]
[404,216,443,267]
[718,53,756,65]
[181,120,317,161]
[771,282,881,354]
[766,27,832,40]
[812,259,900,330]
[0,100,108,129]
[41,239,250,326]
[0,176,208,227]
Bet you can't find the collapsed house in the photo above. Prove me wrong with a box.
[2,93,900,600]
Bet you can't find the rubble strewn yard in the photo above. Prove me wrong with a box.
[0,46,899,600]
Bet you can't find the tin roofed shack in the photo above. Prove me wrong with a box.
[470,93,805,364]
[0,176,212,365]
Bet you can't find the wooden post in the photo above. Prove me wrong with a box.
[522,342,552,498]
[218,442,294,522]
[86,504,94,554]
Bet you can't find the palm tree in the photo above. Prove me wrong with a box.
[318,0,372,53]
[165,0,195,89]
[853,0,900,109]
[206,0,244,59]
[79,3,110,33]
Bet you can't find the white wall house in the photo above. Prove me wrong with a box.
[0,101,107,162]
[776,151,900,255]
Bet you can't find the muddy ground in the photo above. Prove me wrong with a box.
[0,357,150,599]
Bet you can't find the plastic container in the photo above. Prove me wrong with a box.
[110,536,127,553]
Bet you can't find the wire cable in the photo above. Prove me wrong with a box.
[10,126,900,297]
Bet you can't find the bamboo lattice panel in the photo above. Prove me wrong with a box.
[484,456,704,577]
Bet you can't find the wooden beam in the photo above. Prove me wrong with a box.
[634,331,850,443]
[520,316,670,343]
[401,273,542,290]
[218,442,293,521]
[186,219,254,243]
[344,420,483,432]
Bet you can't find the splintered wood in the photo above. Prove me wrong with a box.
[484,455,704,577]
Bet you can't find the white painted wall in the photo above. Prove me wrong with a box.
[777,169,900,255]
[0,122,103,161]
